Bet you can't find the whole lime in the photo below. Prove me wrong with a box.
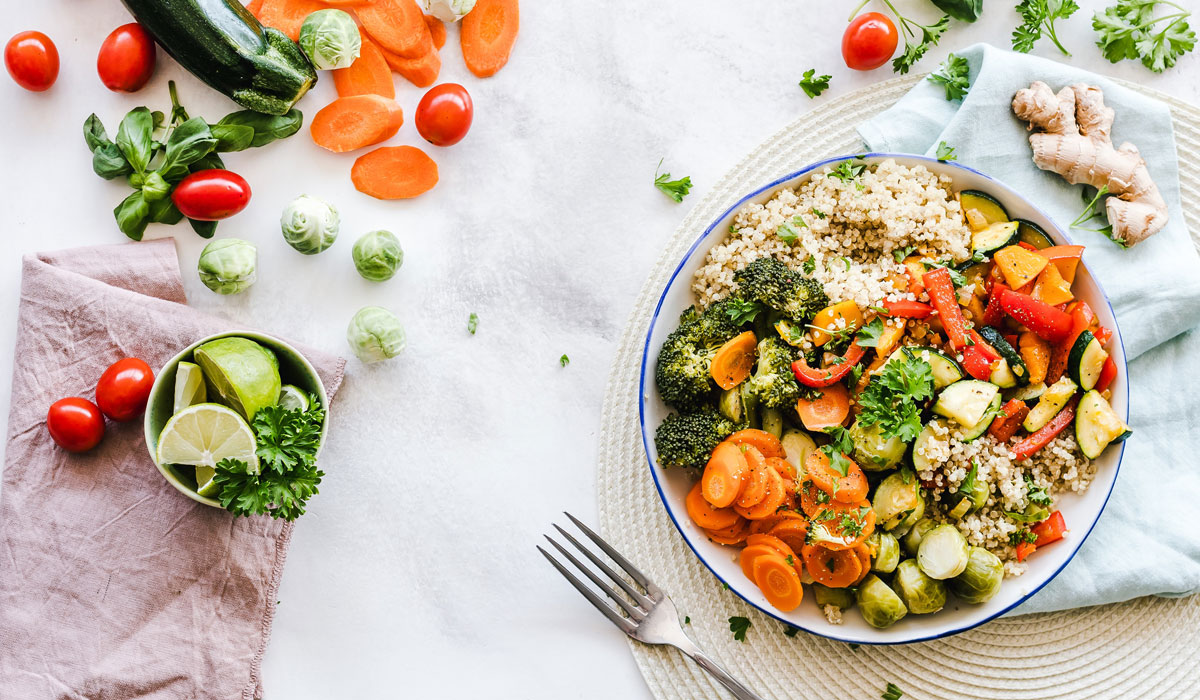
[193,337,281,420]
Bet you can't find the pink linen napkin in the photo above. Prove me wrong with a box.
[0,240,345,700]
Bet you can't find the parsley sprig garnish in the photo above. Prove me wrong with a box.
[820,426,857,477]
[874,0,951,73]
[799,69,832,98]
[1094,0,1194,72]
[857,352,934,443]
[1013,0,1081,56]
[728,615,751,641]
[928,53,971,100]
[654,159,692,202]
[829,160,867,183]
[882,682,905,700]
[726,298,768,325]
[1025,474,1053,506]
[935,141,958,162]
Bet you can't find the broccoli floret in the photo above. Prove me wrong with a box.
[654,409,737,469]
[733,257,828,323]
[655,301,745,410]
[744,336,802,409]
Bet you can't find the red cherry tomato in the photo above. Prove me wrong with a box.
[47,398,105,452]
[4,31,59,92]
[842,12,898,71]
[415,83,474,147]
[171,170,252,221]
[97,23,156,93]
[96,358,155,422]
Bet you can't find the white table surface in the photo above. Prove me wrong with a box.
[1,1,1196,697]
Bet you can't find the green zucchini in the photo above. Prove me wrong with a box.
[960,190,1009,229]
[971,221,1020,257]
[1075,390,1130,459]
[978,326,1029,388]
[957,393,1001,442]
[1068,330,1109,391]
[1007,381,1047,404]
[933,379,1000,428]
[884,346,963,390]
[1016,219,1055,249]
[1023,377,1077,432]
[120,0,317,115]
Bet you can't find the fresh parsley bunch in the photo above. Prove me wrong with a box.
[1093,0,1195,73]
[856,352,935,443]
[1013,0,1081,56]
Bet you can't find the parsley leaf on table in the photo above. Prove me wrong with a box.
[882,682,905,700]
[881,0,950,74]
[935,141,958,162]
[467,312,479,335]
[799,68,832,98]
[927,53,971,101]
[560,354,571,367]
[1013,0,1081,56]
[1093,0,1195,73]
[654,159,692,202]
[728,615,752,641]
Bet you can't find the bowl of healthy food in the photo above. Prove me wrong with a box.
[640,154,1130,644]
[145,331,330,520]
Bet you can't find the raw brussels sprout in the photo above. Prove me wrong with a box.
[849,418,906,470]
[855,575,908,629]
[280,195,339,255]
[298,9,361,70]
[352,230,404,282]
[422,0,476,22]
[948,546,1004,604]
[347,306,407,363]
[873,471,924,531]
[198,238,257,295]
[812,583,855,610]
[869,531,900,574]
[902,517,938,557]
[917,524,970,580]
[892,559,948,614]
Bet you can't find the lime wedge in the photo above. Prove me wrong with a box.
[194,465,220,497]
[173,361,208,414]
[277,384,310,412]
[193,337,281,420]
[156,403,259,473]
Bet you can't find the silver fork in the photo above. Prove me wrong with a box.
[539,512,764,700]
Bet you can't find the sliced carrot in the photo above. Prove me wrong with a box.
[359,0,431,58]
[685,482,739,531]
[460,0,519,78]
[806,498,875,551]
[739,543,787,581]
[332,33,396,99]
[767,519,809,554]
[744,533,796,560]
[245,0,264,17]
[704,518,749,546]
[701,441,748,508]
[801,543,862,588]
[765,455,796,481]
[424,14,447,49]
[256,0,325,41]
[735,466,786,520]
[381,39,442,88]
[798,479,829,519]
[748,510,805,535]
[795,382,850,431]
[321,0,369,5]
[725,429,785,459]
[734,447,769,509]
[351,146,439,199]
[753,554,805,612]
[804,450,868,504]
[852,543,873,584]
[709,331,757,390]
[310,95,403,153]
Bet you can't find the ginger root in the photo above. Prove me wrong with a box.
[1012,81,1167,247]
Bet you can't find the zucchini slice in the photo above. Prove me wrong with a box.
[1023,376,1078,432]
[960,190,1010,229]
[933,380,1000,428]
[889,346,963,390]
[971,221,1020,257]
[978,326,1029,387]
[1068,330,1109,391]
[957,393,1001,442]
[1016,219,1055,250]
[1007,381,1047,404]
[1075,390,1130,459]
[911,420,945,474]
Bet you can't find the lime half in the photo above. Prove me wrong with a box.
[156,403,259,473]
[173,361,208,414]
[193,337,281,420]
[277,384,310,412]
[194,465,220,497]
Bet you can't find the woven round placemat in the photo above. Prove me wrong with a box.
[596,74,1200,700]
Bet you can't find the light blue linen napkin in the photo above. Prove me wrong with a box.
[859,43,1200,614]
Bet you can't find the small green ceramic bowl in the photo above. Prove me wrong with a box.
[143,330,330,508]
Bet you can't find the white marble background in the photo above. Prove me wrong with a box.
[1,1,1196,697]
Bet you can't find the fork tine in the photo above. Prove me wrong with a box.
[552,524,653,609]
[538,545,636,635]
[544,535,647,620]
[564,512,661,596]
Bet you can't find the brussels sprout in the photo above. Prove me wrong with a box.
[946,463,989,519]
[890,492,926,538]
[948,546,1004,604]
[298,9,361,70]
[868,531,900,574]
[352,230,404,281]
[892,559,948,614]
[761,407,784,438]
[198,238,257,295]
[781,429,816,476]
[422,0,477,22]
[855,575,908,629]
[812,583,855,610]
[280,195,339,255]
[347,306,407,363]
[902,517,938,557]
[849,418,906,470]
[873,471,923,531]
[917,524,970,580]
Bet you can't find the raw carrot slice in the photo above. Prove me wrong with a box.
[704,518,749,546]
[735,466,786,520]
[310,95,404,153]
[257,0,325,40]
[701,441,749,508]
[734,447,769,509]
[806,498,875,551]
[460,0,519,78]
[424,14,447,49]
[753,554,805,611]
[685,482,739,531]
[725,429,785,459]
[359,0,431,58]
[767,519,809,554]
[709,331,756,390]
[739,543,784,581]
[801,544,862,588]
[332,33,396,99]
[381,40,442,88]
[245,0,264,17]
[804,450,868,504]
[795,382,850,431]
[351,146,439,199]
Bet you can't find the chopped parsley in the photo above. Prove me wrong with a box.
[893,245,918,263]
[802,257,818,274]
[922,258,968,287]
[882,682,905,700]
[726,298,768,325]
[1025,474,1053,506]
[811,207,827,219]
[560,354,570,367]
[684,616,691,624]
[857,352,935,443]
[959,460,979,495]
[935,140,958,162]
[927,53,971,101]
[820,426,857,477]
[654,158,693,202]
[467,312,479,335]
[854,317,887,348]
[784,624,800,637]
[728,615,751,641]
[777,217,807,244]
[1010,529,1039,545]
[799,68,832,98]
[829,160,866,183]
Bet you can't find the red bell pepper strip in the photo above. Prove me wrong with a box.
[982,283,1009,332]
[999,289,1072,343]
[1012,395,1079,461]
[922,267,971,350]
[961,345,994,381]
[988,399,1031,442]
[1031,510,1067,547]
[1094,355,1118,393]
[1015,540,1036,562]
[791,340,866,388]
[1016,241,1038,251]
[1094,325,1113,346]
[881,298,934,319]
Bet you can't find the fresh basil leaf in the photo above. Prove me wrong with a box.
[83,114,112,152]
[191,151,225,172]
[189,218,218,239]
[141,171,172,202]
[217,108,304,148]
[92,142,132,180]
[116,107,155,173]
[148,197,184,225]
[162,116,218,173]
[210,123,256,153]
[114,191,151,241]
[931,0,981,22]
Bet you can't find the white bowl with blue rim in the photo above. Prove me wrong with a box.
[638,154,1129,645]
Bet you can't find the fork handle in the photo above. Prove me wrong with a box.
[677,646,764,700]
